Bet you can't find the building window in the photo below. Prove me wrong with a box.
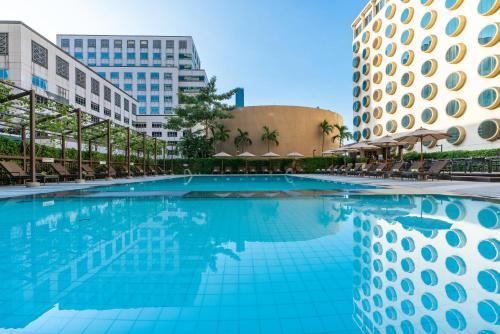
[114,113,121,121]
[164,84,172,91]
[104,108,111,116]
[104,86,111,102]
[152,122,163,128]
[134,122,147,128]
[31,75,47,89]
[124,117,130,124]
[137,84,146,91]
[91,78,100,96]
[60,38,69,48]
[55,56,69,79]
[124,84,132,91]
[179,40,187,49]
[137,95,146,102]
[110,72,119,79]
[127,40,135,48]
[57,86,69,101]
[88,52,96,59]
[164,107,173,114]
[91,115,100,123]
[75,68,86,88]
[114,40,122,49]
[140,40,148,48]
[75,39,83,48]
[91,102,100,112]
[31,41,48,68]
[152,132,162,137]
[124,99,129,111]
[127,52,136,59]
[114,52,122,59]
[124,72,133,79]
[166,40,174,49]
[151,95,160,102]
[164,73,173,80]
[153,40,161,49]
[75,94,86,106]
[74,52,83,59]
[151,84,159,91]
[87,39,96,48]
[151,107,160,114]
[167,131,177,137]
[140,52,148,60]
[0,33,8,55]
[114,93,121,107]
[137,72,146,80]
[101,52,109,59]
[101,39,109,48]
[151,72,160,79]
[139,107,146,114]
[132,104,137,115]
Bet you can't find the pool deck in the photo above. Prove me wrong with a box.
[0,174,498,199]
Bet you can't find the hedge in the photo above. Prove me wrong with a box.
[403,148,500,160]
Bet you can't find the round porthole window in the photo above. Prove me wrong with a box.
[353,101,361,112]
[353,56,360,68]
[421,35,437,53]
[423,138,437,148]
[446,16,467,37]
[362,96,371,107]
[362,128,371,139]
[386,81,397,95]
[421,83,438,100]
[445,44,467,64]
[362,111,371,123]
[353,86,361,97]
[373,107,383,119]
[421,59,438,76]
[373,89,383,102]
[362,80,370,91]
[478,55,500,78]
[373,37,382,50]
[421,107,438,124]
[353,131,361,142]
[386,120,398,133]
[478,119,500,141]
[401,8,414,24]
[362,63,371,75]
[478,0,500,16]
[373,71,383,84]
[386,24,397,38]
[373,54,383,67]
[353,41,360,53]
[478,24,500,47]
[478,88,500,109]
[386,62,397,76]
[353,115,361,127]
[401,51,414,66]
[401,93,415,108]
[402,114,415,129]
[446,0,464,10]
[353,71,361,82]
[373,124,383,136]
[401,29,414,45]
[401,72,415,87]
[421,0,434,6]
[362,31,370,44]
[386,101,398,114]
[446,99,467,117]
[447,126,466,145]
[373,19,383,32]
[421,11,437,30]
[362,47,371,59]
[386,4,397,19]
[385,43,397,57]
[445,72,466,91]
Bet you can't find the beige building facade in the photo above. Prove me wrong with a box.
[219,105,343,157]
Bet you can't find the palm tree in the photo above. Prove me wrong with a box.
[211,123,230,152]
[234,128,252,152]
[261,125,279,152]
[332,124,353,147]
[319,120,334,156]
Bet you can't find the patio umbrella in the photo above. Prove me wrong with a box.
[370,135,408,162]
[396,127,450,163]
[287,152,304,158]
[238,151,256,171]
[347,141,381,161]
[213,151,232,171]
[262,151,280,170]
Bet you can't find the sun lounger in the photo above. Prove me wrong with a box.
[0,160,31,184]
[213,166,221,174]
[348,163,363,175]
[425,160,451,180]
[224,166,233,174]
[387,161,405,178]
[273,166,283,174]
[261,166,270,174]
[367,163,387,178]
[357,163,375,176]
[249,166,257,174]
[49,162,75,181]
[296,165,305,173]
[238,166,246,174]
[81,164,96,180]
[401,161,424,180]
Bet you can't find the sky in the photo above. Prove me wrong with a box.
[3,0,367,128]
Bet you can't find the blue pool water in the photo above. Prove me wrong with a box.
[0,177,498,334]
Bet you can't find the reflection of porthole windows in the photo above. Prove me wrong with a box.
[421,0,434,6]
[401,8,414,24]
[447,126,466,145]
[421,269,438,286]
[353,71,361,82]
[373,124,383,136]
[446,310,467,331]
[353,101,361,112]
[362,95,371,107]
[353,116,361,127]
[373,89,383,102]
[421,83,438,100]
[479,88,500,109]
[401,93,415,108]
[478,269,499,293]
[422,197,438,214]
[386,101,397,114]
[446,229,467,247]
[445,16,466,37]
[446,0,464,10]
[401,72,414,87]
[372,36,382,50]
[386,120,397,133]
[445,256,467,276]
[401,114,415,129]
[478,0,500,16]
[386,62,397,76]
[478,23,500,47]
[478,119,500,141]
[362,79,370,91]
[478,55,500,78]
[353,56,360,68]
[353,41,360,53]
[446,99,467,117]
[478,299,500,324]
[373,107,383,119]
[421,59,438,76]
[385,4,396,19]
[478,238,499,261]
[362,31,370,43]
[421,11,437,29]
[478,206,500,228]
[421,245,438,262]
[386,23,397,38]
[373,54,382,67]
[362,47,370,59]
[421,107,438,124]
[373,71,383,84]
[445,44,467,64]
[401,29,414,45]
[373,19,382,32]
[401,51,414,66]
[401,278,415,295]
[422,293,438,311]
[362,63,370,75]
[386,81,397,95]
[385,42,397,56]
[353,86,361,97]
[421,35,437,53]
[446,72,466,91]
[362,128,371,139]
[401,237,415,252]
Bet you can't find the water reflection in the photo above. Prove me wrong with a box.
[349,195,500,333]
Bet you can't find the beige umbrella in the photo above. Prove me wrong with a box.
[213,151,232,171]
[287,152,304,158]
[370,135,408,162]
[396,127,450,163]
[262,151,280,170]
[238,151,256,171]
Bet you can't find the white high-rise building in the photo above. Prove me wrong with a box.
[0,21,138,129]
[351,0,500,151]
[56,34,208,154]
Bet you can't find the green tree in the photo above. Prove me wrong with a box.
[319,119,334,155]
[331,124,353,147]
[234,128,252,152]
[261,126,279,152]
[211,123,230,152]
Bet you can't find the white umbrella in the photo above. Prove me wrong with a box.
[237,151,255,172]
[261,152,280,158]
[396,127,450,163]
[287,152,304,158]
[370,136,407,162]
[213,152,232,172]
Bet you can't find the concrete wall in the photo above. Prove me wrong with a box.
[219,105,343,157]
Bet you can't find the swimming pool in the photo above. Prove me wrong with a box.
[0,177,498,333]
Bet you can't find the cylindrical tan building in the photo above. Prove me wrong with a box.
[219,105,343,157]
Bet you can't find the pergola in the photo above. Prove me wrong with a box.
[0,81,168,186]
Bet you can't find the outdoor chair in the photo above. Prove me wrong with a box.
[82,164,96,180]
[249,166,257,174]
[387,161,405,178]
[212,166,221,174]
[400,161,424,180]
[367,163,387,178]
[425,160,451,180]
[50,162,75,181]
[237,166,246,174]
[348,163,363,175]
[261,166,270,174]
[273,165,283,174]
[296,165,305,173]
[224,166,233,174]
[333,164,346,175]
[0,160,31,184]
[357,163,375,176]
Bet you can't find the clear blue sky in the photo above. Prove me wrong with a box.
[4,0,368,128]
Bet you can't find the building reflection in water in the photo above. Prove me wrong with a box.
[349,195,499,333]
